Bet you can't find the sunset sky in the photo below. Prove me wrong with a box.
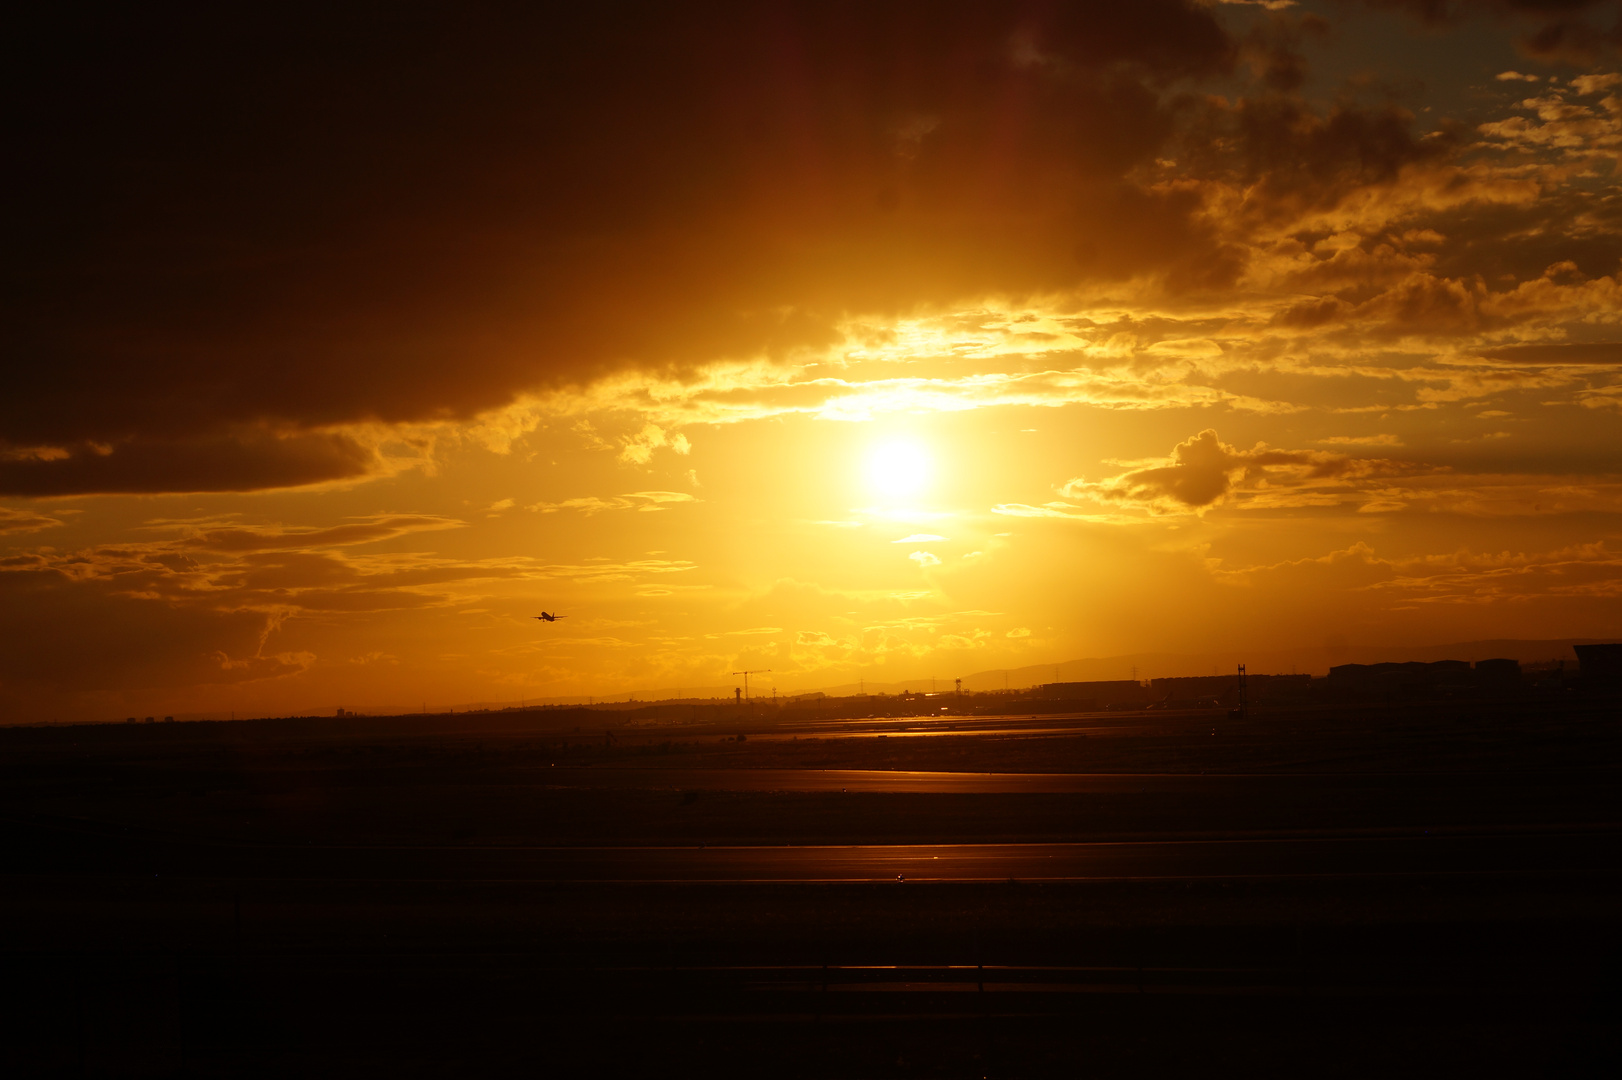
[5,1,1622,721]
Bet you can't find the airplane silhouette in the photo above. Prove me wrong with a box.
[533,612,567,622]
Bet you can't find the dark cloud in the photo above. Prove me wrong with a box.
[0,518,527,711]
[1240,9,1331,94]
[2,2,1239,494]
[0,429,377,496]
[1354,0,1622,61]
[1422,193,1622,287]
[1065,429,1415,512]
[1356,1,1612,27]
[1230,98,1452,220]
[0,565,285,696]
[1273,295,1358,329]
[1477,342,1622,364]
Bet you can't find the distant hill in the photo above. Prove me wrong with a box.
[943,639,1607,692]
[760,639,1609,698]
[165,639,1611,723]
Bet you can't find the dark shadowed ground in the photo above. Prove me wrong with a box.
[3,698,1619,1076]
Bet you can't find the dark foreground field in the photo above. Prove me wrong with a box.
[3,698,1619,1077]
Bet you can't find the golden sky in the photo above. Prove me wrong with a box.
[4,1,1622,720]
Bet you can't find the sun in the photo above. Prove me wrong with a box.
[865,440,933,499]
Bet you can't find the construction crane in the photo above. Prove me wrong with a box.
[731,669,771,701]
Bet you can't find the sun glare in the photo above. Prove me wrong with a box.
[866,440,933,499]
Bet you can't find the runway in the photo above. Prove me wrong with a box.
[15,823,1612,883]
[377,832,1621,882]
[536,766,1611,796]
[541,767,1221,793]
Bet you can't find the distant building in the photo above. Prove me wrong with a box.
[1474,658,1521,692]
[1328,658,1522,699]
[1329,661,1448,698]
[1575,644,1622,688]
